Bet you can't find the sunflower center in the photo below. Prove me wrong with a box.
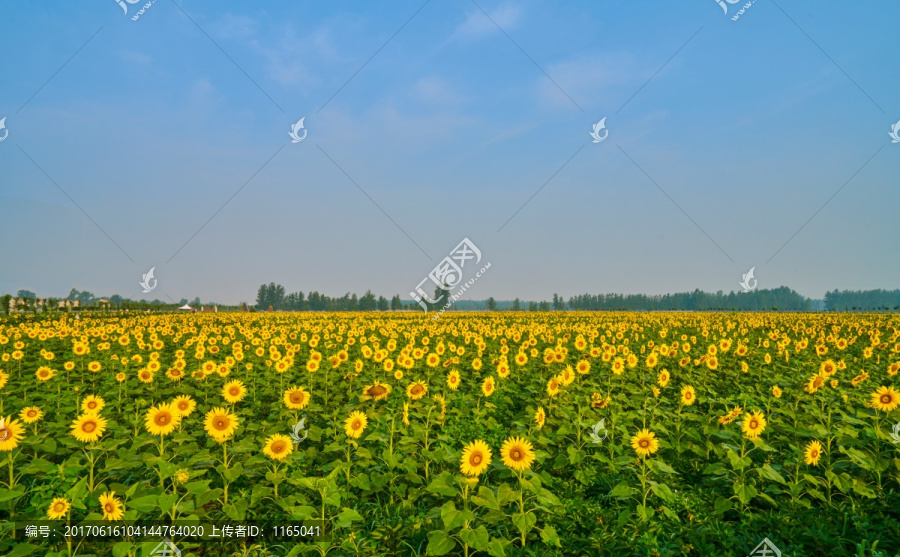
[352,419,362,430]
[104,503,115,513]
[272,441,286,454]
[178,402,189,411]
[215,418,228,430]
[639,439,649,448]
[82,422,96,433]
[511,448,523,461]
[881,394,892,404]
[368,385,386,397]
[471,453,483,466]
[411,385,424,396]
[155,413,171,426]
[229,388,239,396]
[54,503,65,512]
[290,392,305,403]
[685,392,692,399]
[750,420,758,429]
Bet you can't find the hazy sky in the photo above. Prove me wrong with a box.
[1,1,898,304]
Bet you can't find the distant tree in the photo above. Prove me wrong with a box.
[512,298,521,311]
[528,301,538,311]
[539,300,550,311]
[1,294,11,315]
[377,296,389,311]
[486,297,497,311]
[17,289,36,299]
[390,295,402,311]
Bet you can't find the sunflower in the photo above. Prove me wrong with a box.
[591,396,610,409]
[222,380,248,404]
[36,367,56,382]
[871,386,900,412]
[204,407,239,442]
[47,497,71,519]
[97,491,125,521]
[137,369,154,384]
[263,434,294,461]
[460,440,492,476]
[81,395,105,414]
[576,361,590,375]
[166,368,185,381]
[88,361,102,373]
[0,415,25,451]
[0,370,8,389]
[612,357,625,375]
[115,372,126,383]
[482,376,496,397]
[742,411,766,439]
[145,403,180,436]
[706,356,718,370]
[344,411,368,439]
[402,402,410,426]
[658,369,670,388]
[20,406,43,424]
[172,395,197,418]
[406,381,427,400]
[680,385,696,406]
[447,370,461,390]
[631,429,659,457]
[500,436,536,472]
[546,376,560,397]
[175,469,190,484]
[70,414,108,443]
[804,440,823,466]
[805,373,827,394]
[362,381,391,401]
[534,407,546,429]
[283,386,310,410]
[772,385,782,398]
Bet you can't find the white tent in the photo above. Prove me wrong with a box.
[178,304,193,311]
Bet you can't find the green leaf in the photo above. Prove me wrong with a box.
[0,487,25,503]
[426,473,458,497]
[486,539,507,557]
[713,496,732,515]
[636,504,655,521]
[703,462,727,475]
[536,487,562,507]
[496,483,518,506]
[728,449,751,470]
[441,501,473,530]
[610,482,636,498]
[223,497,248,520]
[459,525,490,551]
[7,544,39,557]
[195,488,223,508]
[511,511,536,536]
[540,525,561,547]
[335,507,363,528]
[156,459,177,479]
[471,485,501,511]
[758,464,786,484]
[426,530,457,556]
[157,493,178,514]
[186,480,211,495]
[128,495,158,513]
[734,483,757,505]
[112,542,133,557]
[650,482,674,503]
[654,461,677,474]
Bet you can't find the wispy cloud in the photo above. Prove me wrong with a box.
[453,1,520,40]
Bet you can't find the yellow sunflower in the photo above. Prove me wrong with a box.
[283,386,311,410]
[772,385,782,398]
[534,407,546,429]
[447,370,461,390]
[47,497,71,519]
[36,367,56,382]
[680,385,696,406]
[70,414,108,443]
[406,381,428,400]
[222,380,248,404]
[344,411,368,439]
[0,415,25,451]
[81,395,105,414]
[362,382,391,401]
[500,436,536,472]
[402,402,410,426]
[172,395,197,418]
[99,491,124,521]
[631,429,659,457]
[460,440,492,476]
[204,407,239,442]
[482,376,496,397]
[546,376,560,397]
[20,406,43,424]
[804,440,823,466]
[871,386,900,412]
[262,434,294,461]
[145,403,180,436]
[742,411,766,439]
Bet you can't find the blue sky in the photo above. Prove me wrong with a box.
[1,1,898,304]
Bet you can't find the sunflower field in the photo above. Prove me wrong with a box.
[1,311,899,556]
